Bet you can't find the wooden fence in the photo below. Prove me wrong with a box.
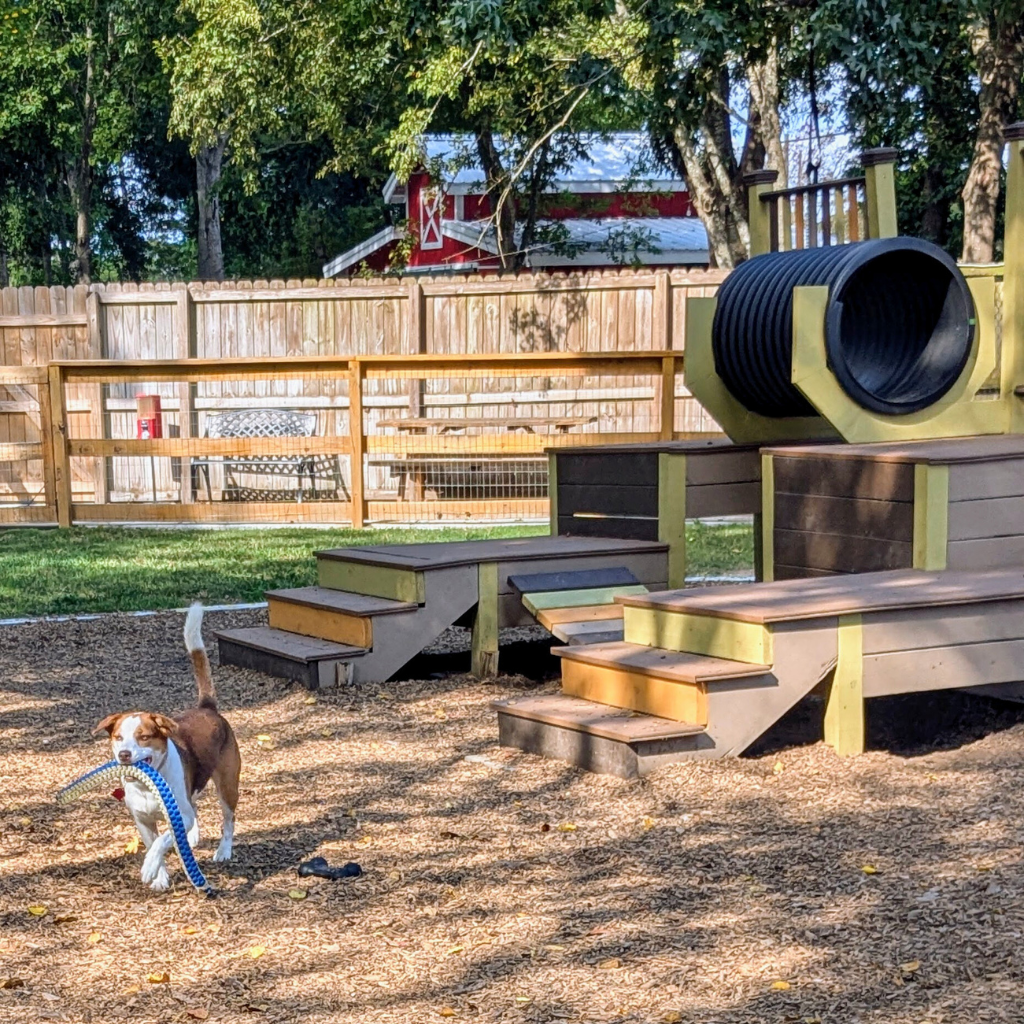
[0,269,726,523]
[2,350,709,527]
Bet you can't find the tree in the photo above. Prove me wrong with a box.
[960,2,1023,262]
[630,0,795,267]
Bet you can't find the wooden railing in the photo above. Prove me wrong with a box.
[746,148,901,257]
[1,351,711,528]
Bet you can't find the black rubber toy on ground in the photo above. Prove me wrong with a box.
[297,857,362,880]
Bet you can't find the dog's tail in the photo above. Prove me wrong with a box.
[184,602,217,710]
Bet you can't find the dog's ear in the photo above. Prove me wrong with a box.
[150,714,178,737]
[92,713,123,738]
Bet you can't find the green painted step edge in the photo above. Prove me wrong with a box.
[317,559,426,604]
[522,584,649,614]
[622,605,773,665]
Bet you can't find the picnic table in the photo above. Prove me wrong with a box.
[375,415,597,501]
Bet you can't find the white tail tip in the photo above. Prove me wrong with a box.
[184,602,205,652]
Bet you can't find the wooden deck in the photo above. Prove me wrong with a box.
[764,435,1024,465]
[316,535,668,570]
[617,568,1024,623]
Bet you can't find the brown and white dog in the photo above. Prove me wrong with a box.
[93,603,240,891]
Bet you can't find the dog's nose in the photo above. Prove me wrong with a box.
[117,750,133,764]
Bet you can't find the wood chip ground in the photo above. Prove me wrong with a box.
[2,609,1024,1023]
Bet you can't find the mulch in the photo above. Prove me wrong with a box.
[2,608,1024,1023]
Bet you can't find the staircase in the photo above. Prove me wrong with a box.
[219,556,479,688]
[495,568,1024,776]
[217,535,670,688]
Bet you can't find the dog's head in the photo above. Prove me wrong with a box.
[93,712,178,769]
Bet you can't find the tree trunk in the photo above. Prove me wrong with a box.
[672,68,750,268]
[961,14,1024,263]
[196,134,228,281]
[743,48,787,188]
[66,158,93,283]
[475,128,520,269]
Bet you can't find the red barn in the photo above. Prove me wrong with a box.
[323,133,709,277]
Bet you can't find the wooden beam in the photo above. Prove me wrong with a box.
[47,364,72,528]
[823,613,864,756]
[522,585,649,614]
[861,148,899,239]
[547,451,558,535]
[0,314,87,328]
[66,436,354,457]
[72,500,353,523]
[744,169,779,256]
[912,463,949,570]
[658,452,687,588]
[349,359,366,528]
[759,451,775,582]
[471,561,499,679]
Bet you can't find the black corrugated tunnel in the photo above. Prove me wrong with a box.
[711,237,976,417]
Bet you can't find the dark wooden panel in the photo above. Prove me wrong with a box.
[950,460,1024,501]
[948,495,1024,541]
[508,566,639,594]
[767,435,1024,465]
[558,482,658,518]
[685,449,762,486]
[946,536,1024,571]
[773,456,914,502]
[558,514,659,541]
[773,528,912,573]
[686,481,761,517]
[774,492,912,542]
[555,452,658,486]
[773,564,842,579]
[218,637,320,689]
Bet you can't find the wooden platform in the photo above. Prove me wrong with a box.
[763,435,1024,578]
[616,568,1024,623]
[316,536,668,570]
[497,567,1024,774]
[220,535,670,685]
[549,438,761,586]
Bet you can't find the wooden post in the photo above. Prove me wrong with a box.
[744,170,779,256]
[36,370,58,522]
[547,450,559,536]
[861,148,899,239]
[1003,122,1024,431]
[471,561,499,678]
[912,463,949,570]
[658,452,687,588]
[759,451,775,582]
[175,284,195,504]
[348,358,366,527]
[47,363,73,528]
[653,269,673,351]
[85,287,104,355]
[659,355,676,440]
[823,614,864,756]
[407,278,426,419]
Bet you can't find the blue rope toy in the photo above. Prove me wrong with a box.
[56,760,214,895]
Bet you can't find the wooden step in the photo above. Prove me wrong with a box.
[522,584,648,615]
[555,641,771,723]
[493,693,705,778]
[316,558,425,603]
[217,626,366,690]
[508,566,639,595]
[535,604,623,630]
[619,569,1024,663]
[266,586,417,648]
[551,619,625,645]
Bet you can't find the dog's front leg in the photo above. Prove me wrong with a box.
[131,812,160,852]
[141,831,175,891]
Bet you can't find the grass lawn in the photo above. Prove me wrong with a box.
[0,520,753,618]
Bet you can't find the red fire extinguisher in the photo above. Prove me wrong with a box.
[136,395,163,439]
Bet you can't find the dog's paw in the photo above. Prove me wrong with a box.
[148,867,172,892]
[187,821,200,847]
[140,850,165,885]
[212,841,232,863]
